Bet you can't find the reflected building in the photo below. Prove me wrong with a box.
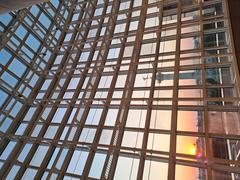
[0,0,240,179]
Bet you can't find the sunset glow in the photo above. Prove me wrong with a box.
[189,145,197,155]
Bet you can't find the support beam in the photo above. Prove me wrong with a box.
[0,0,46,14]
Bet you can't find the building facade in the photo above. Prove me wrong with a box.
[0,0,239,179]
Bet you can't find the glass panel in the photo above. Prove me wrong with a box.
[6,165,20,180]
[56,149,68,170]
[179,70,201,86]
[177,136,205,157]
[212,169,239,180]
[203,3,223,17]
[30,145,49,167]
[52,108,67,123]
[0,89,8,107]
[89,153,106,178]
[79,128,96,143]
[47,147,60,169]
[0,48,11,66]
[122,131,143,148]
[147,133,170,152]
[126,109,146,128]
[67,150,88,175]
[22,168,38,180]
[175,164,206,180]
[182,9,200,21]
[114,156,139,180]
[159,40,176,53]
[143,160,168,180]
[177,111,204,132]
[208,111,240,135]
[85,108,103,125]
[150,110,171,130]
[17,144,32,163]
[0,141,16,160]
[204,32,228,48]
[181,37,200,51]
[99,129,113,145]
[104,109,118,126]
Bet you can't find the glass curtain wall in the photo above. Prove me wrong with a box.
[0,0,240,179]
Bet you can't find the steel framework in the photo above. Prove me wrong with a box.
[0,0,240,179]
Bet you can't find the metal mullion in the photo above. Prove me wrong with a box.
[202,14,225,23]
[0,1,64,118]
[33,1,99,178]
[136,1,164,178]
[212,155,240,166]
[201,16,227,26]
[37,4,59,33]
[167,0,182,179]
[1,0,239,178]
[29,0,88,132]
[58,0,120,178]
[0,2,78,179]
[10,16,82,180]
[0,71,28,101]
[0,20,43,115]
[4,26,42,69]
[33,0,91,148]
[0,13,19,49]
[119,149,168,161]
[202,0,222,7]
[84,97,174,102]
[181,1,200,10]
[81,0,134,178]
[0,2,66,127]
[102,0,148,179]
[224,0,240,99]
[41,1,105,178]
[203,27,228,36]
[34,107,72,177]
[199,0,213,179]
[180,20,199,27]
[211,164,240,175]
[0,75,33,95]
[45,1,110,178]
[41,103,240,111]
[211,0,240,178]
[0,0,63,158]
[19,8,49,48]
[175,158,207,169]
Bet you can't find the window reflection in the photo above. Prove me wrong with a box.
[208,111,240,135]
[126,109,146,128]
[147,133,170,152]
[175,164,206,180]
[67,150,88,175]
[143,160,168,180]
[0,0,239,179]
[177,136,205,157]
[114,156,139,180]
[22,168,37,180]
[122,131,143,148]
[89,153,106,178]
[177,110,204,132]
[30,145,49,167]
[150,110,171,130]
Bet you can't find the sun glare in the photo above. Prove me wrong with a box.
[189,145,197,155]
